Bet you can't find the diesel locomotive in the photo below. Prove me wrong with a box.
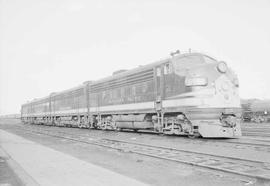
[21,52,242,138]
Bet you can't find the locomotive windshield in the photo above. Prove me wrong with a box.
[173,55,204,74]
[173,55,217,75]
[203,56,217,63]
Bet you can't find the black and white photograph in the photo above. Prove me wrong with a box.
[0,0,270,185]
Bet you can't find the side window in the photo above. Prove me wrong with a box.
[156,67,161,77]
[142,82,147,93]
[121,87,125,98]
[132,86,136,95]
[164,63,172,75]
[102,91,106,100]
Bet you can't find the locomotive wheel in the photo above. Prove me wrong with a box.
[116,127,122,132]
[188,133,200,138]
[188,134,196,139]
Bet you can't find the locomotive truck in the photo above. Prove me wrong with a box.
[21,52,242,138]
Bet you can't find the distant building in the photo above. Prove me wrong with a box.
[241,99,270,122]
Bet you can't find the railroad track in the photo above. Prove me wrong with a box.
[50,124,270,153]
[3,124,270,183]
[2,122,270,154]
[200,139,270,153]
[25,124,270,149]
[241,123,270,138]
[241,131,270,138]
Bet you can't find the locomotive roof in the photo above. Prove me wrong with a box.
[22,52,207,106]
[22,84,85,106]
[21,96,50,106]
[90,52,205,85]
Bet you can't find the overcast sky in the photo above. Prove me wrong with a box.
[1,0,270,115]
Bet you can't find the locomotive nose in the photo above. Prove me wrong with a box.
[216,61,239,89]
[211,62,241,108]
[182,59,240,108]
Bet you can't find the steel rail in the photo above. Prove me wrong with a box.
[26,124,270,153]
[24,123,270,148]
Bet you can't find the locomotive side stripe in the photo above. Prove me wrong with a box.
[54,108,87,115]
[22,98,209,117]
[23,109,87,116]
[23,94,240,117]
[22,112,50,117]
[23,102,155,116]
[163,98,202,108]
[89,102,155,112]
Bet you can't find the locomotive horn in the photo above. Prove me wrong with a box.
[170,50,180,57]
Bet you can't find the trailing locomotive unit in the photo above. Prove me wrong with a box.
[21,52,242,138]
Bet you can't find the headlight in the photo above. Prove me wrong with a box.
[217,61,227,73]
[185,77,208,87]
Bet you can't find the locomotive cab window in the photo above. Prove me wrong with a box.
[164,63,172,75]
[203,56,217,63]
[173,55,204,75]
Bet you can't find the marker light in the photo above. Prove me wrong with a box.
[217,61,227,73]
[233,78,239,87]
[185,77,208,87]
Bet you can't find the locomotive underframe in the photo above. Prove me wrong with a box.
[23,106,241,138]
